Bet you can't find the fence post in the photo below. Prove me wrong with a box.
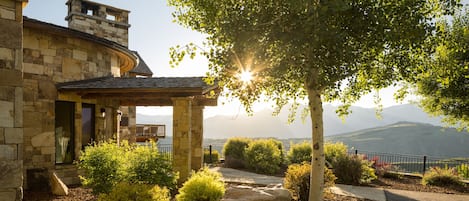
[422,155,427,175]
[355,149,358,155]
[209,144,213,164]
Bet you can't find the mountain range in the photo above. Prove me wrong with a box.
[324,122,469,158]
[137,104,445,139]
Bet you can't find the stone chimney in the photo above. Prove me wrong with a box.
[65,0,130,47]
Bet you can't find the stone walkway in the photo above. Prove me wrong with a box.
[211,167,283,186]
[211,167,469,201]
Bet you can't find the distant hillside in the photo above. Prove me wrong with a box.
[325,122,469,158]
[137,104,444,138]
[158,122,469,159]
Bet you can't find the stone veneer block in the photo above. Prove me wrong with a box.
[23,111,42,128]
[0,100,14,127]
[0,17,22,49]
[4,127,22,144]
[0,161,22,189]
[62,57,82,79]
[14,87,22,127]
[23,63,44,75]
[0,47,13,60]
[0,86,15,101]
[38,80,57,99]
[0,127,4,143]
[0,190,17,201]
[0,145,17,160]
[72,49,87,61]
[31,132,54,148]
[0,69,22,86]
[40,147,54,155]
[0,6,15,20]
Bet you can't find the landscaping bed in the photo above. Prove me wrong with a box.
[23,176,469,201]
[368,175,469,195]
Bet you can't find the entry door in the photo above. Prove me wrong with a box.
[82,104,95,149]
[55,101,75,164]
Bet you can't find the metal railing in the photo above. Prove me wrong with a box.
[349,149,469,177]
[157,144,172,161]
[203,144,224,164]
[155,143,469,179]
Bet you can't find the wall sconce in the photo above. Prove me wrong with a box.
[117,110,122,122]
[100,108,106,118]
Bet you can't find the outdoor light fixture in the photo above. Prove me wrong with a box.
[100,108,106,118]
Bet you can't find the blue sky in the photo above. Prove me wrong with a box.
[24,0,465,117]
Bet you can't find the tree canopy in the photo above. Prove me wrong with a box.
[168,0,460,200]
[413,7,468,131]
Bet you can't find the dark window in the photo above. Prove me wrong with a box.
[82,104,95,149]
[55,101,75,164]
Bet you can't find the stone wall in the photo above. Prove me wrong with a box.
[118,106,136,143]
[172,98,205,183]
[66,0,130,47]
[22,25,123,187]
[0,0,26,200]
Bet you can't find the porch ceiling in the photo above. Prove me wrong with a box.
[57,76,218,106]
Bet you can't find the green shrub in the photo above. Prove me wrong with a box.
[127,142,178,192]
[422,166,464,187]
[98,182,170,201]
[287,141,312,164]
[223,137,251,168]
[457,164,469,178]
[204,149,220,164]
[78,141,129,194]
[176,168,225,201]
[332,155,376,185]
[270,138,286,165]
[284,163,336,201]
[324,142,347,165]
[244,139,282,174]
[78,141,179,195]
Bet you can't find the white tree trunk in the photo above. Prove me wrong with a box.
[307,74,325,201]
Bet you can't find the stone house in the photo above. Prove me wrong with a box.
[0,0,217,200]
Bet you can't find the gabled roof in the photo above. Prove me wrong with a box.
[57,76,218,106]
[57,76,214,91]
[129,51,153,77]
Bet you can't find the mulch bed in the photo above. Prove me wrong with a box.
[23,175,469,201]
[24,186,96,201]
[367,175,469,195]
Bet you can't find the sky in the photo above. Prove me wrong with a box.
[24,0,460,118]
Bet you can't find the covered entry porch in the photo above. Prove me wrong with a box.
[57,76,218,182]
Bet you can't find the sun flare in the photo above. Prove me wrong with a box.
[239,70,253,83]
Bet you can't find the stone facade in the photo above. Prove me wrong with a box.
[65,0,137,142]
[66,0,130,47]
[118,105,136,143]
[172,97,193,183]
[172,97,205,183]
[0,0,27,200]
[22,21,130,187]
[1,1,213,200]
